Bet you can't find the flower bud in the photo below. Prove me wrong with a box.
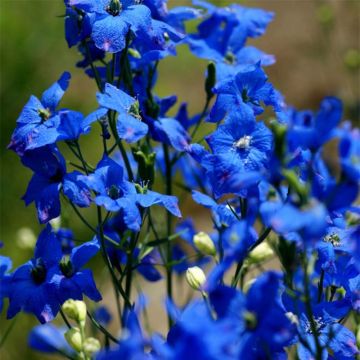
[83,337,101,357]
[16,227,36,250]
[186,266,206,291]
[64,328,82,352]
[49,216,61,231]
[247,242,274,264]
[193,232,216,256]
[62,299,87,324]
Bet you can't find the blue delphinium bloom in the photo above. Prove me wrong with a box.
[97,310,148,360]
[21,146,91,223]
[209,63,279,121]
[283,294,359,359]
[49,237,102,303]
[85,157,181,231]
[8,72,71,155]
[197,152,262,200]
[0,255,12,312]
[187,1,275,79]
[210,272,296,359]
[96,83,148,143]
[28,324,75,357]
[336,121,360,182]
[164,300,237,360]
[93,305,112,327]
[7,226,101,322]
[70,0,152,53]
[7,226,61,323]
[206,108,273,171]
[286,97,343,151]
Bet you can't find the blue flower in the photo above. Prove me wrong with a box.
[85,157,181,231]
[210,63,279,121]
[7,226,62,323]
[0,255,12,312]
[198,152,262,200]
[206,108,273,171]
[96,83,148,143]
[28,324,75,357]
[187,1,274,79]
[286,97,343,151]
[283,296,359,359]
[7,226,101,323]
[49,238,102,303]
[210,272,296,359]
[93,305,112,326]
[22,146,91,223]
[8,72,71,155]
[70,0,152,53]
[336,121,360,182]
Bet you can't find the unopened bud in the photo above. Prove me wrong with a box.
[49,216,61,231]
[83,337,101,356]
[193,232,216,256]
[64,328,82,352]
[186,266,206,291]
[247,242,274,264]
[16,227,36,249]
[62,299,87,324]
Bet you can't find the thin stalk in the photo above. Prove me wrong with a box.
[86,311,119,344]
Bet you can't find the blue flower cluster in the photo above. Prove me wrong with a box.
[2,1,359,359]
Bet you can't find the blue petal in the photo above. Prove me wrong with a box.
[41,72,71,111]
[116,113,148,143]
[34,225,63,266]
[97,83,135,113]
[71,239,100,270]
[63,171,92,207]
[92,15,130,53]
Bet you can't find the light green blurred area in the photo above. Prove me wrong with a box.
[0,1,359,359]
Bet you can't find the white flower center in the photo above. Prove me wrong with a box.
[233,135,252,149]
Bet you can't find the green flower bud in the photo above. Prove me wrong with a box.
[186,266,206,291]
[62,299,87,324]
[83,337,101,357]
[49,216,61,231]
[64,328,83,352]
[205,62,216,100]
[128,48,141,59]
[193,232,216,256]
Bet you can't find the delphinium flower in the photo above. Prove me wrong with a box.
[209,62,280,121]
[21,146,91,223]
[188,0,275,80]
[6,226,101,323]
[84,157,181,231]
[8,72,70,155]
[69,0,152,53]
[0,255,12,312]
[28,324,75,358]
[206,107,273,171]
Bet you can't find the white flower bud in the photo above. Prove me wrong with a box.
[247,242,274,264]
[83,337,101,356]
[16,227,36,249]
[62,299,87,324]
[193,232,216,256]
[64,328,83,352]
[186,266,206,291]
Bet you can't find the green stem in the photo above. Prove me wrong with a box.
[232,227,272,287]
[86,311,119,344]
[163,144,174,329]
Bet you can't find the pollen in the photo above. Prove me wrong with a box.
[233,135,252,149]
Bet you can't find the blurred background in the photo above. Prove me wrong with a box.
[0,0,359,359]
